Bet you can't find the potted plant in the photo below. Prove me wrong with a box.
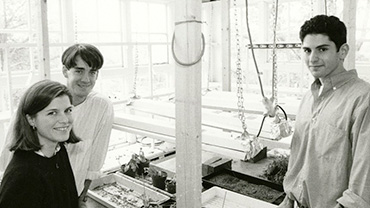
[121,154,139,177]
[262,156,289,185]
[149,166,167,190]
[166,177,176,194]
[137,148,150,176]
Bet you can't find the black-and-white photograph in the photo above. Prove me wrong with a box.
[0,0,369,207]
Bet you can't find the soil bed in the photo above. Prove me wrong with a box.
[202,169,284,204]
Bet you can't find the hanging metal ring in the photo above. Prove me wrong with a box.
[171,32,205,67]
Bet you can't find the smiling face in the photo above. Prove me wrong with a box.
[63,56,99,105]
[302,34,348,80]
[27,95,73,149]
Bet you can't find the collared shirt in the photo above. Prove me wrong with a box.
[284,69,370,208]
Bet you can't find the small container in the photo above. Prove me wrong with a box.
[166,179,176,194]
[121,164,136,177]
[248,147,267,163]
[152,174,167,190]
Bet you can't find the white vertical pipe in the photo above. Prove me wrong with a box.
[342,0,356,70]
[37,0,51,80]
[221,0,231,91]
[4,48,13,114]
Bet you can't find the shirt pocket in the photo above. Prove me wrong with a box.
[315,122,346,161]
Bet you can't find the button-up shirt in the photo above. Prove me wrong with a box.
[284,69,370,208]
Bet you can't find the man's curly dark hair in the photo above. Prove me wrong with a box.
[299,15,347,51]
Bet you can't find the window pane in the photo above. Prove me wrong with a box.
[47,0,62,32]
[131,2,148,33]
[98,0,121,32]
[150,34,167,43]
[75,0,98,31]
[77,33,98,42]
[2,0,29,30]
[49,46,63,71]
[149,4,167,33]
[98,33,121,42]
[152,45,168,64]
[9,47,31,71]
[100,45,124,67]
[134,45,149,66]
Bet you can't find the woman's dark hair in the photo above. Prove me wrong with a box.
[10,80,80,152]
[299,15,347,51]
[62,43,104,70]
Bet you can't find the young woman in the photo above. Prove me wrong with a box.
[0,80,80,208]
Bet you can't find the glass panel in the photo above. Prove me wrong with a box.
[9,47,31,71]
[75,0,98,31]
[47,0,62,32]
[1,33,29,43]
[133,45,149,66]
[98,33,121,42]
[98,0,121,32]
[2,0,29,30]
[132,34,149,43]
[49,46,63,71]
[357,42,370,63]
[152,45,168,65]
[150,34,167,43]
[76,33,98,42]
[149,3,167,33]
[49,31,62,43]
[131,2,148,33]
[99,45,124,67]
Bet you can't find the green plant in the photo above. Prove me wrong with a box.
[166,176,176,194]
[148,166,167,178]
[261,156,289,185]
[121,154,139,177]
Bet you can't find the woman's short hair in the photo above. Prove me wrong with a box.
[10,80,80,152]
[61,43,104,70]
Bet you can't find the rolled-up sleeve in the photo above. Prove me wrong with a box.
[337,97,370,208]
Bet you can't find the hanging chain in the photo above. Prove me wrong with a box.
[207,3,214,91]
[234,0,248,136]
[132,42,139,98]
[73,1,78,42]
[271,0,278,105]
[311,0,315,17]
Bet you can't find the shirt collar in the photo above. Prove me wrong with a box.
[311,69,358,95]
[35,143,61,157]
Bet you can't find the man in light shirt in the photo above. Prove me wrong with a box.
[0,43,114,207]
[278,15,370,208]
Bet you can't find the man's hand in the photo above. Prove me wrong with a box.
[80,179,92,202]
[277,196,294,208]
[262,96,276,117]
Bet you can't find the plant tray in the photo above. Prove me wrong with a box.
[202,186,277,208]
[116,171,176,199]
[87,173,170,208]
[202,169,284,204]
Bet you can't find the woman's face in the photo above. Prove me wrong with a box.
[28,95,74,147]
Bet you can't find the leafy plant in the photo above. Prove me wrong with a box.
[148,166,167,178]
[121,154,140,177]
[262,156,289,185]
[166,176,176,194]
